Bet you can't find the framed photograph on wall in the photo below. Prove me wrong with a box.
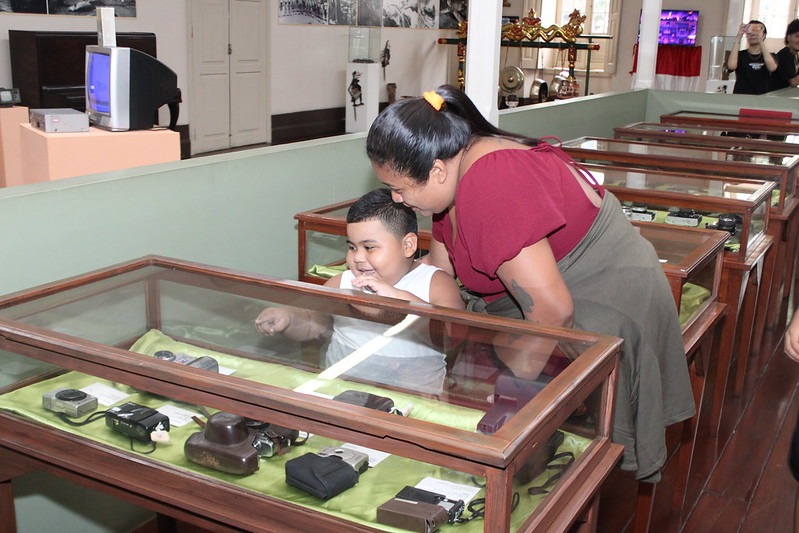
[0,0,136,17]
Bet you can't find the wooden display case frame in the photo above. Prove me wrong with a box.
[659,110,799,135]
[0,256,623,533]
[561,137,799,358]
[614,122,799,155]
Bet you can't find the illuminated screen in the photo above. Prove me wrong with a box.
[86,52,111,114]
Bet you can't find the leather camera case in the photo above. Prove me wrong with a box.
[285,451,360,500]
[184,412,259,475]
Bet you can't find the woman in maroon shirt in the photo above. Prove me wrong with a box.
[365,84,693,482]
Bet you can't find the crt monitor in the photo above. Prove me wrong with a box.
[85,45,181,131]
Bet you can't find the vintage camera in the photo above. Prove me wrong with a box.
[42,388,98,418]
[477,371,546,435]
[705,213,739,235]
[626,205,657,222]
[332,390,395,413]
[665,209,703,227]
[394,485,465,524]
[105,402,170,442]
[185,412,260,475]
[285,446,370,500]
[317,446,369,474]
[249,421,301,458]
[153,350,219,372]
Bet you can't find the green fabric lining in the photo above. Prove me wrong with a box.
[0,330,592,531]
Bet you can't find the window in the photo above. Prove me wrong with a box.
[745,0,793,35]
[521,0,620,76]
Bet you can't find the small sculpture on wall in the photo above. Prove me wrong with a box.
[380,40,391,80]
[348,71,364,119]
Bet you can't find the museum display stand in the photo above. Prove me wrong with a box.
[614,121,799,155]
[660,110,799,134]
[294,198,729,532]
[0,256,624,533]
[19,124,180,183]
[584,163,774,435]
[0,106,28,187]
[561,137,799,364]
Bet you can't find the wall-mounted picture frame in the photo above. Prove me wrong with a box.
[0,0,136,17]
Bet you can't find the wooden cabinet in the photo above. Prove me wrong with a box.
[561,137,799,213]
[8,30,157,111]
[614,121,799,155]
[0,256,623,533]
[659,110,799,135]
[584,163,773,260]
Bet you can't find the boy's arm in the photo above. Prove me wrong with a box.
[428,270,464,309]
[254,275,339,341]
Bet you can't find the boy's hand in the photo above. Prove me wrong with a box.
[351,274,396,297]
[786,314,799,362]
[254,308,290,335]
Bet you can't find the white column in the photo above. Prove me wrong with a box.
[634,0,662,89]
[464,1,502,125]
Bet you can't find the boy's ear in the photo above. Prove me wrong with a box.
[402,232,418,258]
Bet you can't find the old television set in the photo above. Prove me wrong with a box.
[659,10,699,46]
[85,45,181,131]
[638,10,699,46]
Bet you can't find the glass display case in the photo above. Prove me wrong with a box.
[632,223,726,332]
[295,199,726,333]
[295,199,434,285]
[584,163,774,259]
[0,256,623,533]
[614,122,799,155]
[560,136,799,213]
[349,26,382,63]
[660,110,799,134]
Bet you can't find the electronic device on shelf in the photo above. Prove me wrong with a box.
[85,45,181,132]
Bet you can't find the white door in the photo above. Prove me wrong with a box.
[189,0,270,155]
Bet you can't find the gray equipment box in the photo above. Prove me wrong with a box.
[29,108,89,133]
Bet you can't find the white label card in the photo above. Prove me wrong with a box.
[81,383,130,406]
[415,478,482,504]
[339,442,391,467]
[156,404,202,427]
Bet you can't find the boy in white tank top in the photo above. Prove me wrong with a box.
[255,188,462,393]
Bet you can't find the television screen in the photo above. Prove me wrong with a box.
[659,10,698,46]
[86,51,111,114]
[85,45,180,131]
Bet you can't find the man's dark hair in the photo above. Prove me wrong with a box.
[786,19,799,44]
[347,188,418,239]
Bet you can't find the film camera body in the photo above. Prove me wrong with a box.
[105,402,170,442]
[185,412,301,475]
[153,350,219,372]
[42,388,98,418]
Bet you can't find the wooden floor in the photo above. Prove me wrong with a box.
[598,311,799,533]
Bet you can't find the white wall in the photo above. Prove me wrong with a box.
[0,0,189,121]
[0,0,735,125]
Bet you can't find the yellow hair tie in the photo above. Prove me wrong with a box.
[423,91,444,111]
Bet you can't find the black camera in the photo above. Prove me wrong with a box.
[105,402,170,442]
[42,388,98,418]
[394,485,465,524]
[706,213,739,235]
[153,350,219,372]
[249,422,301,458]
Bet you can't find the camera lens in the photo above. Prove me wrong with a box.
[55,388,87,401]
[154,350,176,361]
